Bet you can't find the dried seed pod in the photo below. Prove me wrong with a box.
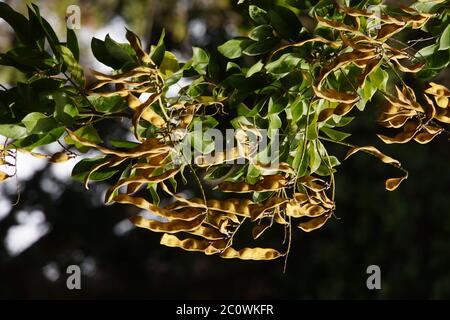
[130,215,204,233]
[48,152,72,163]
[385,174,408,191]
[345,146,401,166]
[220,247,284,260]
[114,194,205,221]
[298,214,330,232]
[160,234,221,255]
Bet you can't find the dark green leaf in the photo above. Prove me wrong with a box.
[150,30,166,66]
[53,92,78,127]
[72,157,120,183]
[249,5,269,25]
[218,38,254,59]
[249,25,273,41]
[0,3,33,47]
[243,37,280,56]
[269,6,301,41]
[66,28,80,61]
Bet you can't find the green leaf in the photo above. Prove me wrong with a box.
[269,6,301,41]
[108,139,140,149]
[30,4,61,56]
[266,53,301,75]
[0,124,28,139]
[320,127,350,141]
[292,140,308,176]
[160,51,180,76]
[316,155,340,176]
[204,165,232,181]
[148,183,161,206]
[369,67,388,91]
[416,43,439,58]
[308,140,321,174]
[195,116,219,129]
[91,38,120,69]
[72,157,119,183]
[88,95,127,113]
[252,191,274,203]
[268,114,282,131]
[249,5,269,25]
[150,30,166,66]
[246,60,264,77]
[53,92,79,127]
[59,45,85,86]
[0,47,57,72]
[0,3,34,47]
[192,47,209,75]
[92,35,135,69]
[218,38,253,59]
[22,112,57,134]
[291,98,307,122]
[66,28,80,61]
[440,24,450,50]
[65,125,103,152]
[246,164,261,185]
[249,25,274,41]
[417,49,450,79]
[12,127,64,150]
[268,95,288,115]
[243,37,280,56]
[105,34,135,66]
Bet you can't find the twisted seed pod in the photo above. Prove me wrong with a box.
[130,215,204,233]
[298,214,331,232]
[114,194,204,221]
[220,247,284,260]
[160,234,222,255]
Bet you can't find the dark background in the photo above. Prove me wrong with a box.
[0,0,449,299]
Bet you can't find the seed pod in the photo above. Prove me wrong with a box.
[130,215,204,233]
[160,233,221,255]
[220,247,284,260]
[115,194,204,221]
[385,173,408,191]
[0,171,10,182]
[48,152,72,163]
[298,214,330,232]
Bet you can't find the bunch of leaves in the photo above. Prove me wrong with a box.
[0,1,449,265]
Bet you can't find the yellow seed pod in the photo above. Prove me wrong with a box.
[49,152,72,163]
[385,174,408,192]
[130,215,204,233]
[0,171,10,182]
[298,214,330,232]
[220,247,284,261]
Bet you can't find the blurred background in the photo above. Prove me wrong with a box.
[0,0,449,299]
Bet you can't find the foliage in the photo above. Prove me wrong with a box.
[0,0,449,264]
